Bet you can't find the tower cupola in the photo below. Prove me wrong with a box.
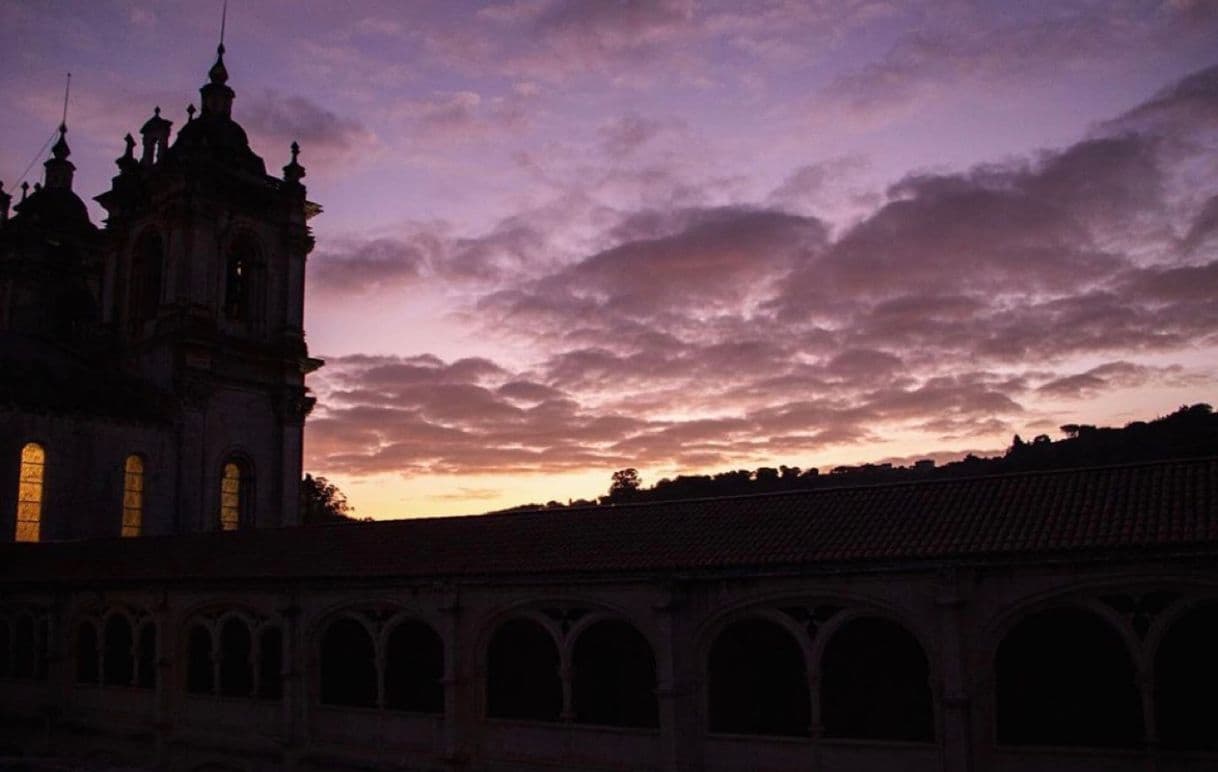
[43,124,75,190]
[201,44,235,118]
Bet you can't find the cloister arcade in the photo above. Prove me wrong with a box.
[2,565,1216,771]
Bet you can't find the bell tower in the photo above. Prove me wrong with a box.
[95,44,322,531]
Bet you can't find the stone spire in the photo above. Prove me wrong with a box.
[43,123,76,190]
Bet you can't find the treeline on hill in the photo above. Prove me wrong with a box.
[499,403,1218,512]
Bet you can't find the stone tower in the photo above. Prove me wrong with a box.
[88,44,323,532]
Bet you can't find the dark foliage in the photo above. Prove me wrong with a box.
[499,403,1216,512]
[300,474,360,524]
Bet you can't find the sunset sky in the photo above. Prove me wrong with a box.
[2,1,1216,518]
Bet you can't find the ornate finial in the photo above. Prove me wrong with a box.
[154,106,161,117]
[209,45,229,85]
[20,181,29,202]
[282,140,306,184]
[186,103,196,122]
[50,123,70,160]
[117,132,137,172]
[124,133,136,156]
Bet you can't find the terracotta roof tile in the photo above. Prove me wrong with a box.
[2,457,1216,584]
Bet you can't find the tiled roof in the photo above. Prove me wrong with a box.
[2,458,1216,584]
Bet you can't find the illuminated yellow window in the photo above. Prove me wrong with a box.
[16,443,45,542]
[122,455,144,537]
[220,462,241,531]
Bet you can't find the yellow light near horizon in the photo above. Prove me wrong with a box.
[16,443,45,542]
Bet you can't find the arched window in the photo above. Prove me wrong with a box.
[708,619,810,737]
[122,455,144,537]
[385,620,444,714]
[996,607,1141,747]
[103,615,135,687]
[486,619,562,721]
[219,618,254,698]
[320,618,377,708]
[219,460,248,531]
[224,234,262,323]
[258,627,283,700]
[76,620,99,684]
[1155,602,1218,750]
[137,623,156,689]
[186,625,214,695]
[16,442,45,542]
[130,230,163,323]
[572,620,658,728]
[820,617,933,741]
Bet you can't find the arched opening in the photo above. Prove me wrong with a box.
[121,455,144,537]
[186,625,214,695]
[130,230,163,324]
[16,442,45,542]
[320,618,377,708]
[103,615,135,687]
[486,618,562,721]
[385,619,444,714]
[219,459,250,531]
[820,617,933,741]
[708,618,810,737]
[137,623,156,689]
[224,234,262,323]
[996,607,1141,747]
[219,618,254,698]
[12,615,36,678]
[572,619,658,728]
[76,620,99,684]
[1155,602,1218,750]
[258,627,283,700]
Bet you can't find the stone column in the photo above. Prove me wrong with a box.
[936,569,973,772]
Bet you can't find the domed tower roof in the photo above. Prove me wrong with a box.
[164,44,267,176]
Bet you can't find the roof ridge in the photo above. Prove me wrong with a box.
[374,454,1218,523]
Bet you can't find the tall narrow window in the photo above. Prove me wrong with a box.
[224,235,262,323]
[16,443,45,542]
[122,455,144,537]
[220,462,241,531]
[130,230,163,324]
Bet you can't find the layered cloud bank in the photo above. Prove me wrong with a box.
[306,64,1218,509]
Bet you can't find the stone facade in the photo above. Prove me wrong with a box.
[1,543,1216,771]
[0,44,319,541]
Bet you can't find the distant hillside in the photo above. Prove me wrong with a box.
[497,403,1217,512]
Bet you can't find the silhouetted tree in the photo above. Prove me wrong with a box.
[301,474,356,524]
[608,468,642,502]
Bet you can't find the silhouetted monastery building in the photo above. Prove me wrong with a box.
[0,43,319,542]
[3,44,1218,772]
